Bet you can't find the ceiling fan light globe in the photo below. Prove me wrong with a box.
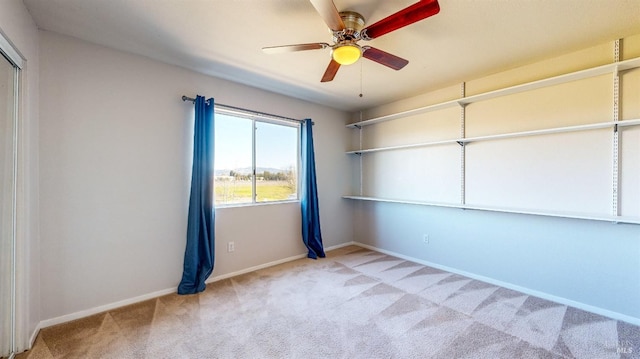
[332,45,361,65]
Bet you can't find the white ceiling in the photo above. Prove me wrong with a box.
[23,0,640,112]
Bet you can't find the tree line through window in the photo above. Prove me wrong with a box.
[214,110,299,206]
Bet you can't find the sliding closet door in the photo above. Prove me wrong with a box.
[0,52,17,358]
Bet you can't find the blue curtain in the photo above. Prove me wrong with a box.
[301,119,325,259]
[178,95,215,294]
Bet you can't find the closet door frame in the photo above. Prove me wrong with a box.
[0,29,23,359]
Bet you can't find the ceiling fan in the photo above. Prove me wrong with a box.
[262,0,440,82]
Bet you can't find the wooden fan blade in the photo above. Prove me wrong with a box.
[321,59,340,82]
[262,43,330,54]
[362,47,409,70]
[309,0,345,32]
[361,0,440,40]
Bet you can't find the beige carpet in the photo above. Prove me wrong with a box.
[16,245,639,358]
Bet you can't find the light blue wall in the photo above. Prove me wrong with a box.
[350,37,640,324]
[353,200,640,322]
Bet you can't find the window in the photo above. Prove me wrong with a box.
[214,108,299,206]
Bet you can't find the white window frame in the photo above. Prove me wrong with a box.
[214,107,301,207]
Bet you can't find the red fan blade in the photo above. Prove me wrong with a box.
[362,47,408,70]
[321,59,341,82]
[361,0,440,40]
[309,0,345,32]
[262,43,330,54]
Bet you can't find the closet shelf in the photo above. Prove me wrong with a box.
[342,196,640,225]
[346,57,640,129]
[346,118,640,154]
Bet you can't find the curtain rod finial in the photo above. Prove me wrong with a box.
[182,95,196,103]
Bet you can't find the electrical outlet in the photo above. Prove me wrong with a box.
[227,241,235,253]
[423,234,429,244]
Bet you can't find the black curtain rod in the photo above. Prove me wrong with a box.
[181,95,304,124]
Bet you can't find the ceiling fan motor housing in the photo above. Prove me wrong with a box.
[333,11,365,42]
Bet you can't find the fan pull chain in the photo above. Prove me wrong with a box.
[359,60,363,98]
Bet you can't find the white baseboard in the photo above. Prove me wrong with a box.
[354,242,640,326]
[36,241,354,332]
[33,240,637,345]
[38,286,177,329]
[29,321,41,348]
[206,241,355,283]
[205,254,307,283]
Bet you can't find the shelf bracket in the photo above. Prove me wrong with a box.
[354,124,362,129]
[612,38,621,217]
[460,82,467,205]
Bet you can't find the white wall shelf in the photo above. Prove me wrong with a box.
[347,119,640,155]
[346,138,459,154]
[346,56,640,129]
[347,44,640,224]
[342,196,640,225]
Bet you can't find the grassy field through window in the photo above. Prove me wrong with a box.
[215,180,297,204]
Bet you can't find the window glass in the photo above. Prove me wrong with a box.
[255,121,298,202]
[214,111,299,206]
[214,113,253,205]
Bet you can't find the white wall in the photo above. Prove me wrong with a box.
[351,36,640,323]
[38,31,352,322]
[0,0,40,351]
